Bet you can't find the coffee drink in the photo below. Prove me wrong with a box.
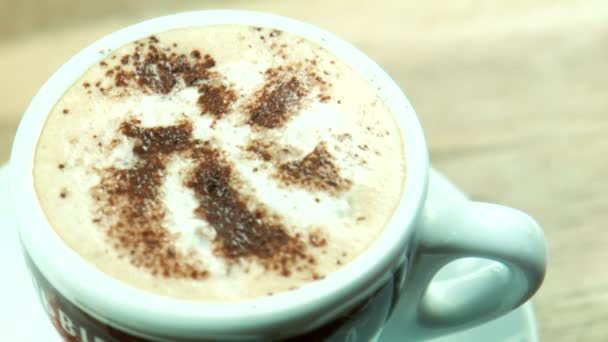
[33,25,406,301]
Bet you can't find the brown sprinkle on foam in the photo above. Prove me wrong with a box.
[91,36,219,95]
[243,62,331,129]
[83,27,357,281]
[136,57,177,94]
[278,143,352,194]
[92,120,208,279]
[190,50,202,59]
[308,231,327,247]
[245,139,274,161]
[120,119,193,156]
[246,73,307,129]
[197,84,237,118]
[93,118,319,279]
[184,147,308,275]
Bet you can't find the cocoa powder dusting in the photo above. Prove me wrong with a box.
[96,36,218,95]
[84,29,350,281]
[190,50,202,59]
[246,139,273,161]
[114,70,134,87]
[93,120,207,279]
[245,69,308,129]
[185,148,307,273]
[308,231,327,247]
[197,84,237,118]
[120,119,192,155]
[137,59,177,94]
[278,143,352,193]
[243,59,332,129]
[93,119,314,279]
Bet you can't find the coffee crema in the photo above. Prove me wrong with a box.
[33,25,406,301]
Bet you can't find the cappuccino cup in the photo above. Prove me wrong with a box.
[11,10,546,341]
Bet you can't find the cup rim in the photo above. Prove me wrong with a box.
[11,10,429,338]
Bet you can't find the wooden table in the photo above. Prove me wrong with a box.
[2,1,606,341]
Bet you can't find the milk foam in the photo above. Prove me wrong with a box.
[33,25,406,301]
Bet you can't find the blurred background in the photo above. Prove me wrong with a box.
[1,1,607,341]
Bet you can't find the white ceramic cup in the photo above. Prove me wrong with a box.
[10,10,547,341]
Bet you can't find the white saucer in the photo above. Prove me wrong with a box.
[0,165,539,341]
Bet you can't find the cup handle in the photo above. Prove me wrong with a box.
[397,200,547,340]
